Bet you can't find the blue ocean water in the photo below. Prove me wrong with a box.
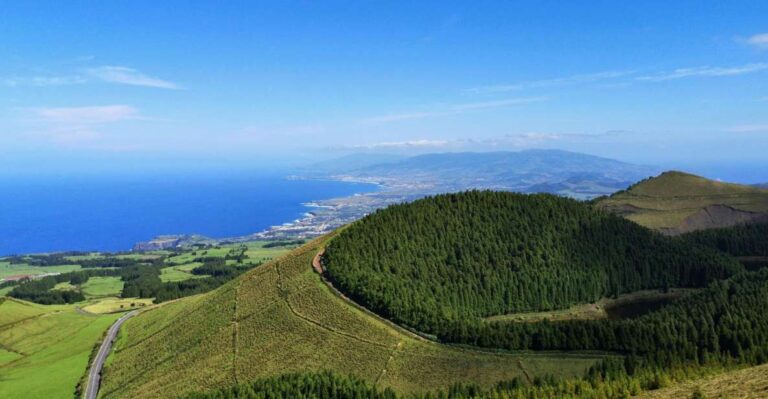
[0,174,376,256]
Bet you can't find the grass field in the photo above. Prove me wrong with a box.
[639,363,768,398]
[81,297,153,314]
[485,288,694,323]
[0,261,82,280]
[159,262,206,282]
[80,276,124,298]
[0,297,120,399]
[100,236,604,399]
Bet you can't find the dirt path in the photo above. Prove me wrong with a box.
[311,250,324,274]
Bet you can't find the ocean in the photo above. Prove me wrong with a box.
[0,174,377,256]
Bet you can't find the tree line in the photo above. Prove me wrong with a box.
[680,222,768,259]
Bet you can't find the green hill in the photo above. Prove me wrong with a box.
[596,171,768,234]
[99,236,602,399]
[322,191,740,334]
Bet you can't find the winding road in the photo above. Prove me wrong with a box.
[85,310,138,399]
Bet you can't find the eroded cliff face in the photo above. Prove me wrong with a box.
[661,205,768,235]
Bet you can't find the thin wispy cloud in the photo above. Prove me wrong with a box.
[637,63,768,81]
[2,65,181,89]
[331,130,631,153]
[34,105,139,124]
[2,75,87,87]
[747,33,768,49]
[468,70,634,93]
[363,97,546,124]
[26,105,140,145]
[726,124,768,133]
[340,139,451,151]
[451,97,547,111]
[87,66,181,89]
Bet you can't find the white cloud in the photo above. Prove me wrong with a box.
[26,105,139,145]
[337,130,639,153]
[342,139,451,151]
[468,70,634,93]
[87,66,181,89]
[3,65,181,89]
[637,63,768,81]
[2,75,87,87]
[747,33,768,49]
[34,105,139,124]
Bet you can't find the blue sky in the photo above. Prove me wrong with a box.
[1,1,767,180]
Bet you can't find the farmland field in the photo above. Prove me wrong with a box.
[81,276,124,298]
[159,263,206,282]
[81,297,153,314]
[99,235,604,399]
[0,298,120,399]
[0,261,82,280]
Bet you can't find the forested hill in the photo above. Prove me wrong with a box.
[322,191,741,333]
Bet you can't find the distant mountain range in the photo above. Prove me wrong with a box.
[302,150,661,199]
[597,171,768,234]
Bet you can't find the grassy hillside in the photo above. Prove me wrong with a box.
[597,171,768,234]
[0,298,120,399]
[638,363,768,399]
[100,236,603,399]
[323,191,740,334]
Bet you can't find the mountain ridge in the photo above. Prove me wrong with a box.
[306,150,660,199]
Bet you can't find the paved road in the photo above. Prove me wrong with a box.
[85,310,138,399]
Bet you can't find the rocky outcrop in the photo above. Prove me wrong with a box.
[662,205,768,235]
[132,236,183,251]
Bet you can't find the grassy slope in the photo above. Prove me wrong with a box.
[0,298,120,399]
[485,288,695,323]
[0,261,82,279]
[597,171,768,231]
[639,363,768,399]
[100,236,603,399]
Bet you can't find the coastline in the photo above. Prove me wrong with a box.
[133,176,391,250]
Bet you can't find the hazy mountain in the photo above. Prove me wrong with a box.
[308,150,660,199]
[296,153,407,176]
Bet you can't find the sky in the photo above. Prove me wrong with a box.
[1,1,767,181]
